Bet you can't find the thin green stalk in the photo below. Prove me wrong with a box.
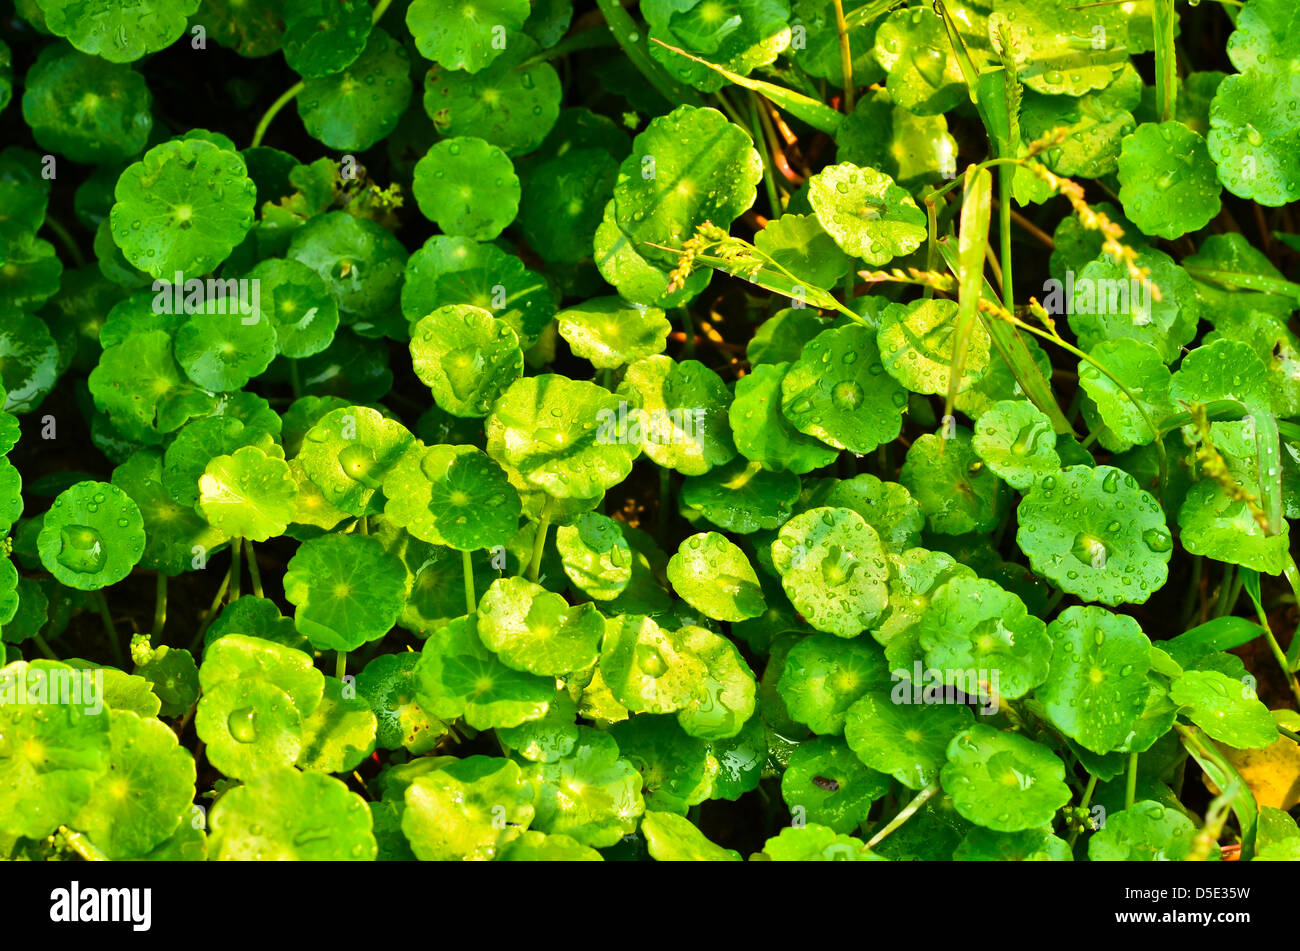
[336,651,348,680]
[528,497,555,583]
[152,573,167,641]
[32,633,59,660]
[830,0,854,113]
[594,0,702,106]
[1213,563,1236,618]
[250,81,305,148]
[658,466,672,545]
[370,0,393,22]
[58,827,108,861]
[710,89,748,128]
[229,536,242,603]
[865,779,940,849]
[463,549,476,616]
[678,307,696,357]
[1153,0,1178,122]
[43,214,87,268]
[1181,555,1203,629]
[1245,583,1300,709]
[288,359,303,400]
[1284,554,1300,669]
[190,568,232,651]
[998,166,1014,310]
[245,538,264,599]
[94,591,122,667]
[1125,752,1139,810]
[748,93,782,216]
[521,24,618,65]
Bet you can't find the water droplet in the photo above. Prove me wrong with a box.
[228,706,258,744]
[56,524,107,574]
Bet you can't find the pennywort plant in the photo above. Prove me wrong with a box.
[1,0,1299,864]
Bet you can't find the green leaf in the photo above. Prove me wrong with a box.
[195,678,303,779]
[528,727,644,847]
[486,374,640,499]
[410,304,523,418]
[1077,340,1176,452]
[406,0,531,72]
[413,138,520,241]
[644,0,793,94]
[667,532,765,622]
[941,724,1071,832]
[244,257,340,359]
[36,0,201,63]
[282,0,372,78]
[610,713,715,812]
[760,823,880,860]
[1016,466,1172,605]
[730,362,839,474]
[870,547,975,672]
[198,633,324,715]
[1087,799,1199,861]
[297,405,415,517]
[283,533,407,651]
[778,633,892,735]
[71,709,195,858]
[1066,248,1199,363]
[0,661,111,838]
[954,827,1073,861]
[1208,69,1300,207]
[557,297,671,370]
[680,457,801,534]
[782,324,907,453]
[37,481,145,590]
[210,766,376,859]
[197,446,296,542]
[919,575,1052,701]
[598,614,707,715]
[808,163,926,265]
[356,652,446,754]
[555,513,632,600]
[110,138,257,279]
[1118,122,1221,240]
[1169,670,1278,749]
[752,214,853,288]
[845,690,974,790]
[1037,606,1152,753]
[286,211,407,331]
[618,356,736,475]
[771,508,890,638]
[422,37,561,157]
[781,735,890,833]
[971,399,1061,491]
[413,614,555,730]
[478,576,604,676]
[642,810,741,860]
[873,6,971,115]
[21,45,152,164]
[298,28,412,151]
[612,105,761,270]
[900,429,1004,535]
[296,675,378,774]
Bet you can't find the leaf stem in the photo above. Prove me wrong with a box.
[865,779,939,849]
[831,0,854,113]
[250,81,305,148]
[594,0,702,107]
[1153,0,1178,122]
[1213,563,1237,617]
[42,213,87,268]
[58,826,108,861]
[371,0,393,23]
[1125,751,1139,810]
[1283,554,1300,669]
[336,650,348,680]
[94,591,122,667]
[1067,773,1099,848]
[747,93,782,216]
[32,633,59,660]
[245,538,264,599]
[658,466,672,545]
[190,566,232,651]
[463,549,476,615]
[152,573,167,641]
[528,497,555,583]
[229,536,242,603]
